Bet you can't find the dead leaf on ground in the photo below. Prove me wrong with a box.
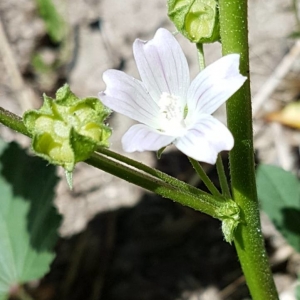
[265,102,300,129]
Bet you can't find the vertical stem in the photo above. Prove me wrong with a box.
[196,43,205,70]
[218,1,278,299]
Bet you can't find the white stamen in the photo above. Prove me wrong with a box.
[158,92,186,135]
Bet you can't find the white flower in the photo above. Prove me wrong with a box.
[98,28,247,164]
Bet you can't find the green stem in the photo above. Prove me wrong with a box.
[216,155,231,198]
[0,107,31,138]
[196,43,205,70]
[87,152,228,219]
[188,157,222,197]
[97,147,212,199]
[218,0,278,299]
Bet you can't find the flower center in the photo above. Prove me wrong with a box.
[158,92,186,135]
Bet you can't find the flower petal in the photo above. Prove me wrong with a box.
[133,28,189,104]
[122,124,175,152]
[174,115,234,164]
[99,69,159,127]
[186,54,247,121]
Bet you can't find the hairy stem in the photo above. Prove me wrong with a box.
[88,152,229,218]
[216,155,231,198]
[219,0,278,299]
[98,147,214,199]
[196,43,205,71]
[0,107,31,138]
[188,157,222,197]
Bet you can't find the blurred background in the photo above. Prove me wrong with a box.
[1,0,300,299]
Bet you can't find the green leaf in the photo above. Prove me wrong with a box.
[0,140,61,298]
[256,165,300,252]
[35,0,66,43]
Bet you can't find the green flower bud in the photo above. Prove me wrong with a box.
[168,0,220,44]
[23,84,111,172]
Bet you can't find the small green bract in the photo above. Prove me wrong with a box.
[217,200,240,243]
[23,84,111,172]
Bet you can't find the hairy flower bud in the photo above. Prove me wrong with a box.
[24,84,111,172]
[168,0,220,43]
